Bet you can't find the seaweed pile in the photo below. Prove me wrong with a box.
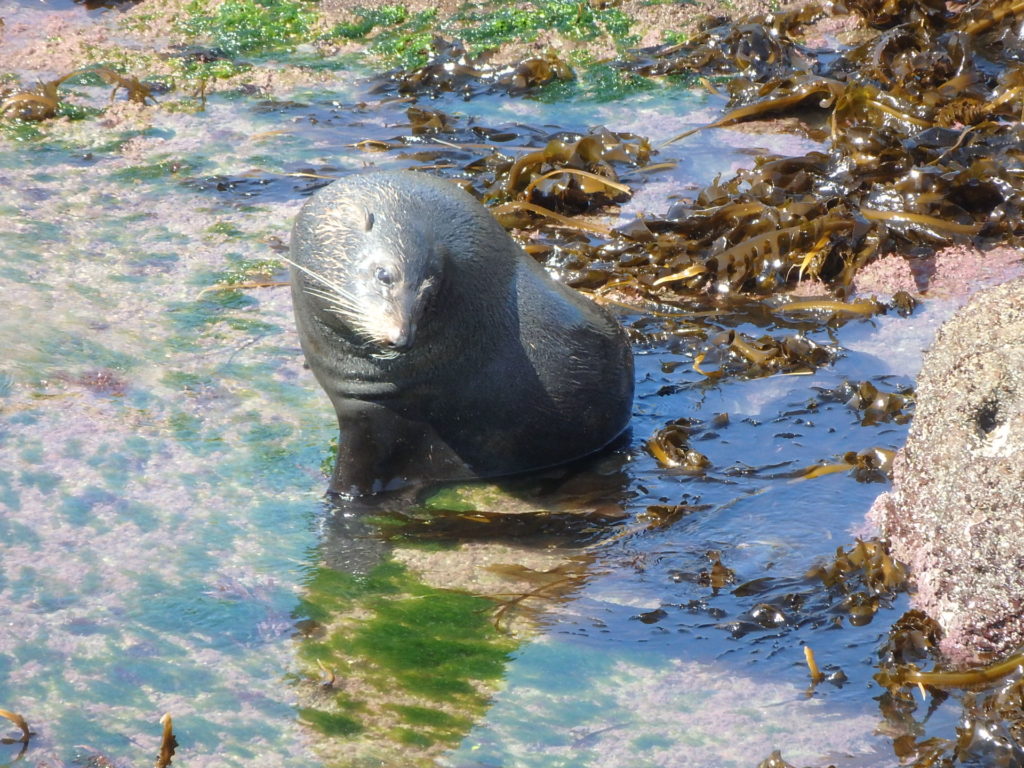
[379,0,1023,309]
[372,37,575,98]
[0,67,154,122]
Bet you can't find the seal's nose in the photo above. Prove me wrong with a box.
[383,322,414,351]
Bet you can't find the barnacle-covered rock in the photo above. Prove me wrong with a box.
[870,276,1024,665]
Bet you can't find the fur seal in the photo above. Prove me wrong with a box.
[289,170,634,495]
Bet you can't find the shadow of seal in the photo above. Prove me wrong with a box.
[289,170,634,496]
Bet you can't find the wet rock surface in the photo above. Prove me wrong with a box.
[871,276,1024,665]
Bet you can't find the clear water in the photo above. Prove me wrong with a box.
[0,52,970,768]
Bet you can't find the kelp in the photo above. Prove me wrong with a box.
[632,0,1024,294]
[872,611,1024,767]
[0,710,175,765]
[355,0,1024,310]
[625,4,824,82]
[373,37,574,99]
[693,330,833,379]
[816,379,915,425]
[0,709,31,746]
[488,561,590,632]
[806,538,908,625]
[636,501,710,530]
[0,66,154,122]
[798,445,895,482]
[645,418,710,472]
[0,74,72,121]
[344,104,656,222]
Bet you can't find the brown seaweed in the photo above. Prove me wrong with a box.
[0,709,31,745]
[0,66,155,122]
[156,713,177,768]
[799,445,895,482]
[645,419,711,472]
[806,538,908,625]
[873,608,1024,767]
[355,0,1023,330]
[816,379,915,425]
[374,37,574,99]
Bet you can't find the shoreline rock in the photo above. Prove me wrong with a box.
[870,276,1024,666]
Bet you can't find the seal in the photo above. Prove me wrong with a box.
[289,170,634,495]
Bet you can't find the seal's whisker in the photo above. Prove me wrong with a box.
[301,279,364,309]
[303,286,365,319]
[320,307,382,344]
[304,286,358,308]
[283,256,355,302]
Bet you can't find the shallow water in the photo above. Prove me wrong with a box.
[0,30,980,768]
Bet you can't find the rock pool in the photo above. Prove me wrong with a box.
[2,2,1022,767]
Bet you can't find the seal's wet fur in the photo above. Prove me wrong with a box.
[290,170,633,495]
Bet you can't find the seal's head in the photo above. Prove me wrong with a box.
[289,178,445,357]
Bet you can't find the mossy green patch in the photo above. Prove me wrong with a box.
[320,436,337,477]
[455,0,638,52]
[297,559,514,708]
[662,29,690,44]
[205,220,245,237]
[176,58,254,94]
[297,559,406,623]
[55,102,104,122]
[298,707,363,736]
[329,4,409,40]
[392,727,434,747]
[166,289,260,336]
[419,482,524,513]
[0,120,44,142]
[368,10,438,69]
[111,159,196,182]
[180,0,318,57]
[350,588,509,698]
[220,257,284,284]
[536,54,658,102]
[391,704,471,732]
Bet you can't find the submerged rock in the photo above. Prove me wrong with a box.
[870,276,1024,665]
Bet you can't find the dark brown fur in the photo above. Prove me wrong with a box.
[290,170,633,495]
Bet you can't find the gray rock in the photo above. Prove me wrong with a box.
[870,276,1024,665]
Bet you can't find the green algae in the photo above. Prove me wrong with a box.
[180,0,318,57]
[350,591,508,698]
[215,256,285,284]
[454,0,636,53]
[111,159,197,182]
[205,220,245,237]
[329,5,409,40]
[535,54,659,103]
[419,483,512,513]
[299,708,363,737]
[0,120,44,142]
[295,559,516,757]
[391,704,471,731]
[393,727,435,747]
[367,9,438,69]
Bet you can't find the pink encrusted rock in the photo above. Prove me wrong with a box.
[851,253,918,297]
[869,276,1024,666]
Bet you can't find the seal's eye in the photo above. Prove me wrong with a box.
[374,266,395,286]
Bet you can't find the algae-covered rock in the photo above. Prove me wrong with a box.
[870,275,1024,664]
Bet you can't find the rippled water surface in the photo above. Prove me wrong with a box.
[0,11,977,766]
